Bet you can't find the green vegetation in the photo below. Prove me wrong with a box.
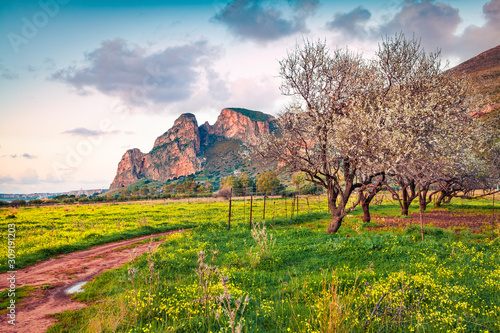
[227,108,271,122]
[201,137,252,180]
[0,202,207,272]
[256,171,282,195]
[5,195,496,332]
[0,286,35,312]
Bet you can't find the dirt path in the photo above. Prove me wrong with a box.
[0,229,189,333]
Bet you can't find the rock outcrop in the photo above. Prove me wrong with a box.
[110,148,146,189]
[109,108,275,190]
[201,108,274,146]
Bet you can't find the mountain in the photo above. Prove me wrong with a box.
[449,45,500,119]
[449,45,500,104]
[109,108,275,190]
[0,189,107,202]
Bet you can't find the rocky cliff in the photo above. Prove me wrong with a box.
[201,108,274,145]
[110,148,146,189]
[109,108,275,190]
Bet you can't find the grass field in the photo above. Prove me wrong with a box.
[2,195,499,332]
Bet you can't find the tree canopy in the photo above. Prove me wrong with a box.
[254,34,489,234]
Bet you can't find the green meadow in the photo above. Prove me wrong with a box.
[1,196,500,332]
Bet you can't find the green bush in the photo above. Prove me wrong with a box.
[28,199,43,205]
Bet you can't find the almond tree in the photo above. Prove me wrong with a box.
[254,40,384,233]
[255,35,482,234]
[372,34,482,216]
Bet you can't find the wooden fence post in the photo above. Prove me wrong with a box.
[285,197,287,218]
[492,192,496,239]
[228,188,233,230]
[249,194,253,230]
[263,196,266,221]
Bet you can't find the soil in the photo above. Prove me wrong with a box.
[370,210,496,234]
[0,229,189,333]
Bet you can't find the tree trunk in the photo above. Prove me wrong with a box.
[400,182,417,216]
[362,199,371,223]
[401,188,409,216]
[327,192,343,234]
[434,192,444,207]
[419,188,428,211]
[327,215,343,234]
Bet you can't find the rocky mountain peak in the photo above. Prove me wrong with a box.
[109,107,275,190]
[153,113,200,153]
[204,108,275,146]
[109,148,146,189]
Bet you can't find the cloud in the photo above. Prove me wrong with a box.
[1,68,19,80]
[62,127,120,137]
[52,38,224,109]
[326,6,371,38]
[377,0,461,52]
[44,57,56,70]
[0,176,14,184]
[206,68,231,101]
[326,0,500,64]
[19,169,39,184]
[454,0,500,60]
[8,153,38,159]
[22,153,38,159]
[213,0,318,42]
[0,170,65,189]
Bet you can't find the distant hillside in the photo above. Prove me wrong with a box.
[449,44,500,106]
[0,189,107,202]
[449,44,500,130]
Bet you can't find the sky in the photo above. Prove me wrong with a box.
[0,0,499,194]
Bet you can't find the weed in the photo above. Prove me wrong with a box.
[249,220,276,261]
[195,250,250,333]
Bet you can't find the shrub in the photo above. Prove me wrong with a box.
[10,199,26,207]
[45,199,59,204]
[28,199,43,205]
[216,188,232,200]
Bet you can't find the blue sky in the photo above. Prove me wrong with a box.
[1,0,499,194]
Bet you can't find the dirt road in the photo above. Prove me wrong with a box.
[0,229,188,333]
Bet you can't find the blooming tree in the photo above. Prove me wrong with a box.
[255,35,484,234]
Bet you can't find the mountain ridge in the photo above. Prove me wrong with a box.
[449,44,500,107]
[109,108,275,190]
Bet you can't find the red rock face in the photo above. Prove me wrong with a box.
[153,113,200,153]
[110,113,203,190]
[210,108,273,145]
[109,108,274,190]
[109,148,146,189]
